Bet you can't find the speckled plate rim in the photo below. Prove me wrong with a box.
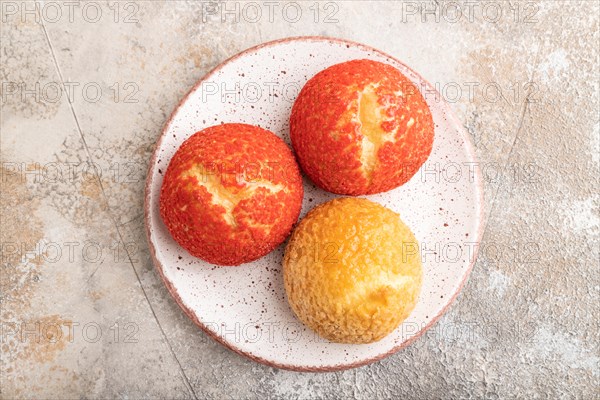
[144,36,485,372]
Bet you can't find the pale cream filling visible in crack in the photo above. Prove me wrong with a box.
[342,269,418,310]
[181,164,285,227]
[356,84,396,182]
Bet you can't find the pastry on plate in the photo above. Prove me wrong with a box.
[160,123,303,266]
[283,197,422,343]
[290,59,434,195]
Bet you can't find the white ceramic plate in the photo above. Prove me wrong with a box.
[145,37,484,371]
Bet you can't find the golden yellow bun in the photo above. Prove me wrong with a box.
[283,198,422,344]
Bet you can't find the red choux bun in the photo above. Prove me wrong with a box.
[290,59,434,195]
[160,123,303,266]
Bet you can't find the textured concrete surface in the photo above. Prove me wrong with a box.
[1,0,598,398]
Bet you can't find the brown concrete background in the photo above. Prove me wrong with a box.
[1,1,598,398]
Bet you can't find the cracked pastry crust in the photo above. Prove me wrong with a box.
[283,198,423,344]
[290,59,434,195]
[160,123,303,266]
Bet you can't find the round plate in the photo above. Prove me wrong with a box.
[145,36,484,371]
